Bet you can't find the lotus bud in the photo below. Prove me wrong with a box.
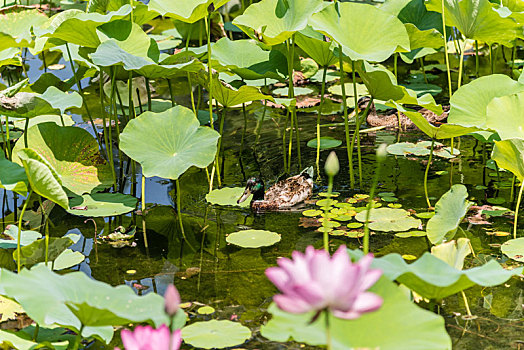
[207,2,215,13]
[324,151,340,177]
[164,284,181,316]
[376,143,387,163]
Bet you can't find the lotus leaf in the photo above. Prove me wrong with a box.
[120,106,220,180]
[355,208,421,232]
[350,250,523,300]
[273,86,314,97]
[148,0,214,23]
[206,187,251,207]
[399,108,479,139]
[431,238,472,270]
[39,6,133,48]
[40,87,82,114]
[501,238,524,262]
[0,7,48,50]
[261,276,450,349]
[328,83,368,97]
[17,148,69,209]
[309,2,410,62]
[53,249,85,271]
[486,91,524,140]
[0,226,42,249]
[0,264,173,343]
[426,0,519,45]
[226,230,281,248]
[212,78,273,107]
[67,193,137,217]
[387,141,458,158]
[427,185,471,244]
[182,320,251,349]
[0,92,61,118]
[0,151,28,195]
[448,74,524,128]
[13,123,113,196]
[492,139,524,181]
[295,28,338,67]
[13,114,75,129]
[0,329,69,350]
[14,235,76,268]
[306,137,342,150]
[0,47,20,67]
[211,38,287,81]
[233,0,324,46]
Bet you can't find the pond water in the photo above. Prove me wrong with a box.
[1,50,523,349]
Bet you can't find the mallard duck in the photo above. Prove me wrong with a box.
[237,167,314,211]
[358,96,449,130]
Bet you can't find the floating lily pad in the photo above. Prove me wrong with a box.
[206,187,251,208]
[0,226,42,249]
[501,238,524,262]
[273,87,314,97]
[387,141,459,158]
[395,231,427,238]
[306,137,342,150]
[302,209,322,217]
[226,230,281,248]
[197,306,215,315]
[53,249,85,270]
[415,212,435,219]
[355,208,421,232]
[67,193,138,217]
[182,320,251,349]
[347,222,363,229]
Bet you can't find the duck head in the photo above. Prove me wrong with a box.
[237,177,265,204]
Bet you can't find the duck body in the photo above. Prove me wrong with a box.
[359,96,449,130]
[237,167,314,212]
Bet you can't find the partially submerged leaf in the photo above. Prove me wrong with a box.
[67,193,137,217]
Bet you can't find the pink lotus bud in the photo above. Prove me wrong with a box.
[164,284,181,316]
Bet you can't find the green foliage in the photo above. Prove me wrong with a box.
[182,320,251,349]
[226,230,281,248]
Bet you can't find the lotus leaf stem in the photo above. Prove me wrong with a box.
[175,179,189,244]
[441,0,452,98]
[460,290,472,317]
[282,108,290,171]
[287,104,295,173]
[287,36,301,170]
[142,175,148,248]
[325,310,332,350]
[510,175,516,203]
[475,40,479,77]
[419,57,428,84]
[316,66,328,181]
[394,52,398,80]
[322,174,334,252]
[23,118,28,148]
[16,189,32,273]
[513,179,524,240]
[424,139,436,208]
[71,326,84,350]
[338,46,353,187]
[364,147,384,255]
[99,69,110,158]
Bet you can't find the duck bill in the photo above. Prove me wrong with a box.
[237,189,252,204]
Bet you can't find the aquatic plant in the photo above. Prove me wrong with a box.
[116,325,182,350]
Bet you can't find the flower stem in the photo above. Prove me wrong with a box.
[513,179,524,240]
[316,66,328,181]
[441,0,452,98]
[141,175,148,249]
[17,189,32,273]
[364,148,384,254]
[338,46,352,188]
[322,175,334,252]
[325,310,332,350]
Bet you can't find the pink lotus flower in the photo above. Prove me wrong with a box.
[265,245,383,319]
[164,284,181,316]
[115,325,181,350]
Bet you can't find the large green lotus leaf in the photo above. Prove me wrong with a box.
[398,0,443,32]
[226,230,281,248]
[0,151,28,195]
[0,329,69,350]
[309,2,410,62]
[17,148,69,210]
[501,238,524,262]
[212,78,274,107]
[400,109,479,139]
[0,264,171,342]
[486,91,524,140]
[0,225,41,249]
[0,7,48,50]
[12,114,75,129]
[0,47,20,67]
[182,320,251,349]
[448,74,524,128]
[295,28,338,67]
[261,276,450,349]
[211,38,287,81]
[403,23,443,51]
[206,187,251,207]
[356,62,441,112]
[355,208,421,232]
[431,238,471,270]
[14,235,75,268]
[120,106,220,180]
[348,250,523,300]
[88,1,156,26]
[426,185,471,245]
[148,0,210,23]
[0,92,61,118]
[13,123,113,196]
[67,193,137,217]
[233,0,324,46]
[492,139,524,181]
[40,86,82,114]
[38,6,133,48]
[426,0,518,45]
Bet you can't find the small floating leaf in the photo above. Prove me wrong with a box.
[395,231,427,238]
[306,137,342,150]
[182,320,251,349]
[388,203,403,208]
[402,254,417,260]
[206,187,251,208]
[197,306,215,315]
[302,209,322,217]
[501,238,524,262]
[316,199,338,207]
[347,222,363,229]
[226,230,281,248]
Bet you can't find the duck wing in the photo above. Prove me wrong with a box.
[265,174,313,208]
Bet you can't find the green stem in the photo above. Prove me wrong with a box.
[287,105,295,173]
[287,36,301,169]
[325,310,332,350]
[420,57,428,84]
[461,290,472,316]
[510,175,516,203]
[23,117,28,148]
[99,68,110,157]
[490,44,494,75]
[441,0,453,98]
[513,179,524,240]
[424,139,436,208]
[71,326,84,350]
[322,175,333,252]
[338,46,353,187]
[175,179,189,243]
[17,189,33,273]
[364,150,383,255]
[5,116,11,159]
[475,40,479,78]
[141,175,148,248]
[457,38,466,89]
[282,109,290,171]
[351,60,362,187]
[205,15,214,127]
[394,52,398,80]
[215,107,226,185]
[107,68,118,190]
[316,66,328,181]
